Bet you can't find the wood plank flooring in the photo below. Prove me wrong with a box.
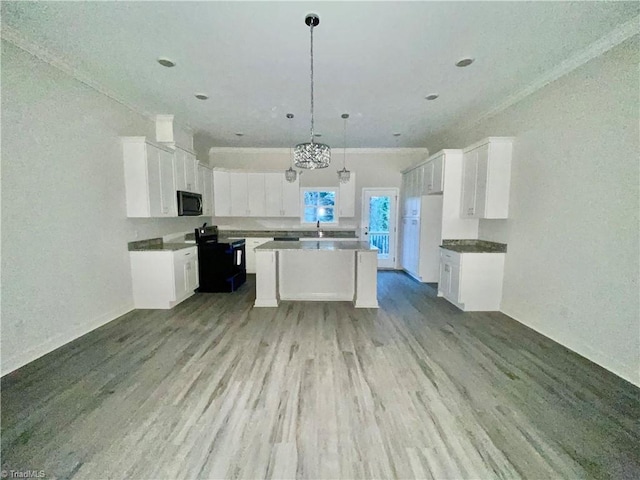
[2,272,639,479]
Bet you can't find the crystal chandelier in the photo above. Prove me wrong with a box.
[294,14,330,169]
[337,113,351,183]
[284,113,297,182]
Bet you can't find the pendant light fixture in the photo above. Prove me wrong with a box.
[294,13,331,169]
[285,113,297,183]
[337,113,351,183]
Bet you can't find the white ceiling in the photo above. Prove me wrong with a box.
[2,1,638,149]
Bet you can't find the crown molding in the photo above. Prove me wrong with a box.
[447,14,640,138]
[209,147,429,155]
[1,25,195,134]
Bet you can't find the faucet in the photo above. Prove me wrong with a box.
[316,220,324,238]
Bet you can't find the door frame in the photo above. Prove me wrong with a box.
[360,188,400,269]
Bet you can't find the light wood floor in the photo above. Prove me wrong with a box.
[2,272,639,479]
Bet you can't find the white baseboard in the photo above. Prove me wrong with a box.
[254,299,279,307]
[500,306,640,388]
[280,293,354,301]
[1,302,135,377]
[354,301,379,309]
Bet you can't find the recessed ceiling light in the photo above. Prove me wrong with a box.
[455,58,474,67]
[195,93,209,100]
[235,132,244,137]
[425,93,439,101]
[157,57,176,68]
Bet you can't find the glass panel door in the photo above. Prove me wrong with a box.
[361,189,397,269]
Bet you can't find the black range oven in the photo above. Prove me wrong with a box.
[195,226,246,292]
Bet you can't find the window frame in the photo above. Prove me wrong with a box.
[299,187,340,225]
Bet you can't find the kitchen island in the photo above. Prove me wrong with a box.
[254,240,378,308]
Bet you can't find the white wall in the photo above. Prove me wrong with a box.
[208,148,427,231]
[428,37,639,386]
[1,41,209,375]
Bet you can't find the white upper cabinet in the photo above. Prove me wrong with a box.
[158,150,177,216]
[264,173,284,216]
[281,175,300,217]
[213,170,300,218]
[198,164,213,217]
[122,137,177,218]
[460,137,513,219]
[425,154,444,195]
[229,172,249,216]
[174,147,199,193]
[338,172,356,217]
[247,173,266,217]
[213,170,231,217]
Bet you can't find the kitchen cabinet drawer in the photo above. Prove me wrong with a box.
[440,248,461,265]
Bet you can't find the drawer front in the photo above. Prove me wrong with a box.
[174,247,197,260]
[440,248,461,265]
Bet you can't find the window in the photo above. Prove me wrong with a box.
[301,188,338,224]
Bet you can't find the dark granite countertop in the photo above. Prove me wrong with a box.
[256,240,375,251]
[184,229,357,241]
[128,238,196,252]
[440,239,507,253]
[221,229,357,239]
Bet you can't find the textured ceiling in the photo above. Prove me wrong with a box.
[2,1,638,148]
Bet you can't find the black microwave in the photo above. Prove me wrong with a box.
[177,190,203,216]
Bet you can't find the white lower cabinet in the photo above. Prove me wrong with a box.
[438,249,505,311]
[130,247,199,309]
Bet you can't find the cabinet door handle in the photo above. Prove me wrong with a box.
[185,252,191,255]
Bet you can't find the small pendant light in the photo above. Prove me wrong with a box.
[337,113,351,183]
[285,113,297,183]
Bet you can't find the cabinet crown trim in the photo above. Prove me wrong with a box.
[462,137,514,153]
[401,149,462,174]
[120,136,175,153]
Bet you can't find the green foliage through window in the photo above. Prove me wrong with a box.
[369,196,390,232]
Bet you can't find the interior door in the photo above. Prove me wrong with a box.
[361,188,398,269]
